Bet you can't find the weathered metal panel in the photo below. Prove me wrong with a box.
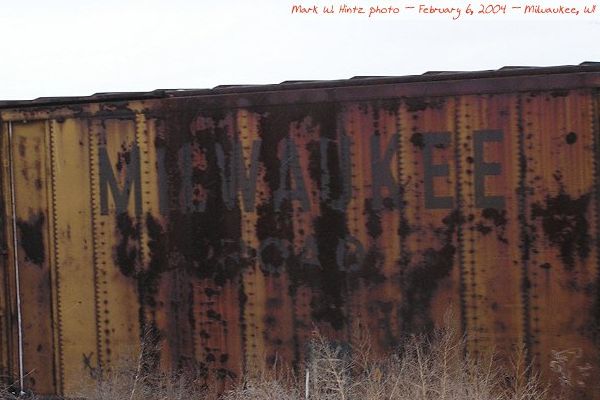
[88,117,142,370]
[346,101,403,349]
[0,123,17,385]
[1,68,600,398]
[457,94,524,360]
[398,97,462,336]
[521,90,599,392]
[48,118,98,393]
[10,121,57,394]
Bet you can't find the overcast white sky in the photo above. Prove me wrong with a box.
[1,0,599,100]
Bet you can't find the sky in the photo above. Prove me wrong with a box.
[1,0,599,100]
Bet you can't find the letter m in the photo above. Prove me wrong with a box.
[98,144,142,216]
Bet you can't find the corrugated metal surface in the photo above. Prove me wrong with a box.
[0,64,599,398]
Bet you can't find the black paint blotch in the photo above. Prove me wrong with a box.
[550,90,569,98]
[115,212,140,277]
[207,310,222,321]
[364,199,382,238]
[116,143,132,172]
[17,213,46,266]
[399,210,463,333]
[476,223,492,235]
[405,97,445,112]
[531,191,591,270]
[410,133,424,148]
[565,132,577,145]
[137,213,168,308]
[482,208,507,227]
[398,215,411,239]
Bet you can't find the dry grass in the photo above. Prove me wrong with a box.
[1,321,578,400]
[0,373,39,399]
[224,322,550,400]
[74,343,219,400]
[76,368,213,400]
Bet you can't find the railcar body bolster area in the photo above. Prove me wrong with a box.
[0,63,599,398]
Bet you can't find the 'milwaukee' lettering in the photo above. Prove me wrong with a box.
[99,144,142,216]
[275,137,311,211]
[215,139,262,212]
[98,131,506,216]
[474,131,505,209]
[371,135,400,210]
[320,136,352,210]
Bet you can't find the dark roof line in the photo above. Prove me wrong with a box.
[2,62,600,109]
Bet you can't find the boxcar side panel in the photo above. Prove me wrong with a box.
[523,90,599,391]
[49,118,98,393]
[9,121,57,394]
[1,78,600,398]
[457,94,524,360]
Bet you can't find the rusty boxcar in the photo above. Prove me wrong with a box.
[0,63,600,398]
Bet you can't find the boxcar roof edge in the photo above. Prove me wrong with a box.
[1,62,600,112]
